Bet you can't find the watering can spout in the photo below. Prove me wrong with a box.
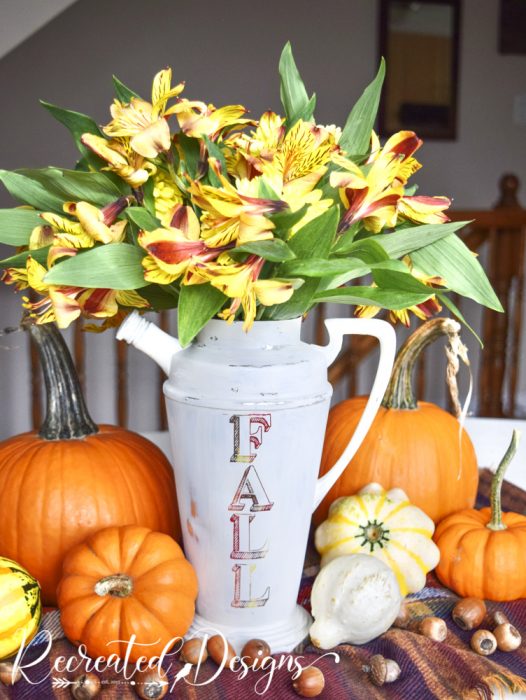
[116,311,181,376]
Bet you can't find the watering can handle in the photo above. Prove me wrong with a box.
[312,318,396,511]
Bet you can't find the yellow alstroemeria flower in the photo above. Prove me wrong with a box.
[229,114,338,208]
[367,130,423,186]
[398,195,451,225]
[30,197,131,258]
[356,261,445,327]
[192,254,296,331]
[152,171,184,227]
[81,134,157,187]
[103,68,185,158]
[175,102,252,141]
[332,130,425,234]
[2,256,148,328]
[189,162,286,248]
[63,200,129,244]
[138,205,218,284]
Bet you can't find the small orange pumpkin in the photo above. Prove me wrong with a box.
[57,525,198,661]
[0,322,180,605]
[315,318,478,525]
[435,430,526,601]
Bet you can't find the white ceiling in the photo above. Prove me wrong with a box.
[0,0,79,60]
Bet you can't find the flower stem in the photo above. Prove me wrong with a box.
[487,430,521,531]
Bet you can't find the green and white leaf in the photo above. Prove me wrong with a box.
[411,233,503,311]
[177,284,227,347]
[232,239,296,262]
[339,58,385,157]
[0,209,44,245]
[44,243,146,289]
[279,42,316,125]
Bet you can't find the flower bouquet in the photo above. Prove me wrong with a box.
[0,43,501,344]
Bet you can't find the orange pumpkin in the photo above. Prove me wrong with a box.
[315,318,478,525]
[58,525,198,661]
[435,430,526,601]
[0,322,180,605]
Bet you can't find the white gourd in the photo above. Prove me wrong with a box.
[315,482,440,595]
[309,554,402,649]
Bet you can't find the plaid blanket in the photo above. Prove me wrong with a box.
[2,470,526,700]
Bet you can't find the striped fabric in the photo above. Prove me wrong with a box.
[4,470,526,699]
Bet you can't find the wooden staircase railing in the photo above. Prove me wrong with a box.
[318,174,526,417]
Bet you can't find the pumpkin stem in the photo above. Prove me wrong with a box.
[25,321,98,441]
[94,574,134,598]
[488,430,521,531]
[382,318,465,410]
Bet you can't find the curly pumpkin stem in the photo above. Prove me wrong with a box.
[488,430,521,531]
[25,321,98,441]
[382,318,467,411]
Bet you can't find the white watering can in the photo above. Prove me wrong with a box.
[117,313,395,652]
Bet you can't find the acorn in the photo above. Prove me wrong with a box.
[393,601,411,629]
[181,637,208,665]
[471,630,497,656]
[134,668,169,699]
[0,662,22,686]
[494,623,522,652]
[292,666,325,697]
[207,634,237,667]
[452,598,487,631]
[419,617,447,642]
[241,639,271,670]
[70,673,101,699]
[363,654,401,686]
[493,611,510,627]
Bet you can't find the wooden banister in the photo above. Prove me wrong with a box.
[321,173,526,418]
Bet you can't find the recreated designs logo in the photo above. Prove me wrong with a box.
[12,631,340,696]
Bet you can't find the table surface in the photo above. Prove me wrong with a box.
[142,417,526,700]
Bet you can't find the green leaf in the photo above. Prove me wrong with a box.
[371,261,438,293]
[112,75,141,102]
[16,168,127,207]
[0,209,44,245]
[232,239,296,262]
[264,207,339,319]
[177,284,227,347]
[411,234,503,311]
[319,237,388,291]
[280,256,368,278]
[270,204,309,234]
[139,284,179,310]
[341,237,390,264]
[126,207,161,231]
[176,135,202,181]
[44,243,147,289]
[0,246,49,269]
[339,58,385,156]
[203,136,228,186]
[40,101,102,163]
[314,286,433,309]
[279,42,316,125]
[374,220,471,258]
[0,170,64,212]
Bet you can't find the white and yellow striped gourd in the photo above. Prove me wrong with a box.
[315,483,440,595]
[0,557,42,659]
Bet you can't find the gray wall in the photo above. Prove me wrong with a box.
[0,0,525,438]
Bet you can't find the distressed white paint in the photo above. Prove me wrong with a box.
[118,314,395,651]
